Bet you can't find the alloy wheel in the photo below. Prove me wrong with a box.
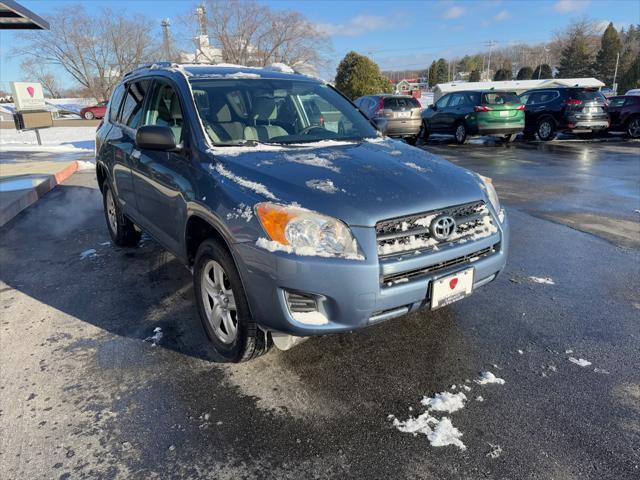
[84,111,94,120]
[200,260,238,344]
[538,121,552,140]
[455,124,466,143]
[106,189,118,234]
[628,118,640,138]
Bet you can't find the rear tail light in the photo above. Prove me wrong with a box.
[474,105,492,112]
[563,99,582,106]
[516,104,525,110]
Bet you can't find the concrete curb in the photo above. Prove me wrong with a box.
[0,160,79,227]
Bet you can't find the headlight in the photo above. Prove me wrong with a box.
[255,203,363,260]
[478,174,501,214]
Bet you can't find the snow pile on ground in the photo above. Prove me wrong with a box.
[0,126,96,153]
[305,178,344,194]
[568,357,592,367]
[390,369,506,451]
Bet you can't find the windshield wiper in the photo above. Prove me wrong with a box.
[215,139,260,147]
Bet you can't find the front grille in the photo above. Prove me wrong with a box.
[382,243,499,285]
[376,201,497,257]
[284,291,317,313]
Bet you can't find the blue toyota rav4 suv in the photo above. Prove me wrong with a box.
[96,63,509,362]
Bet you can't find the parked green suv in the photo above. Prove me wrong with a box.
[421,90,525,144]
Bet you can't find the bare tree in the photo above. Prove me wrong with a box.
[183,0,328,70]
[20,59,63,98]
[15,5,160,101]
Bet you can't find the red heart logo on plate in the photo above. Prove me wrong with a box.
[449,278,458,290]
[26,86,35,98]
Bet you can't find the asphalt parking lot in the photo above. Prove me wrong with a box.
[1,138,639,479]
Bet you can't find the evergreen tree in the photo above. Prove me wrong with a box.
[435,58,449,84]
[428,60,438,87]
[334,51,392,99]
[618,53,640,93]
[532,64,553,79]
[469,69,481,82]
[559,29,592,77]
[593,23,623,85]
[493,68,511,81]
[516,66,533,80]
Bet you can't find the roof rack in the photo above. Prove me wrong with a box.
[122,62,178,78]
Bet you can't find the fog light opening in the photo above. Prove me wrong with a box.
[284,290,329,326]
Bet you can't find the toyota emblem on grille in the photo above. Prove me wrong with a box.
[430,215,456,241]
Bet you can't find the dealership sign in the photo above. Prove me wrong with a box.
[10,81,46,111]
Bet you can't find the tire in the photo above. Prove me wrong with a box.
[419,121,430,141]
[503,133,518,143]
[536,118,556,141]
[84,111,94,120]
[194,239,271,362]
[627,116,640,139]
[454,123,467,144]
[405,136,417,145]
[102,184,141,247]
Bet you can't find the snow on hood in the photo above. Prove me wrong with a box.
[207,139,487,227]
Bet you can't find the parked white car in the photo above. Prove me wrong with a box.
[625,89,640,96]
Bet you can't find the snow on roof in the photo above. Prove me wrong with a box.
[434,78,606,98]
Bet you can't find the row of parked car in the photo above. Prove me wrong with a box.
[354,88,640,144]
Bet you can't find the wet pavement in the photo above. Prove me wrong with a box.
[1,140,639,479]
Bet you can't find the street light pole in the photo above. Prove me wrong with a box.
[612,51,620,93]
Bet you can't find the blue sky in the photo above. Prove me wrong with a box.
[1,0,638,90]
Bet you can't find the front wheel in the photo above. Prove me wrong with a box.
[627,116,640,139]
[537,118,556,141]
[454,123,467,144]
[102,184,141,247]
[419,121,430,141]
[194,239,271,362]
[84,111,94,120]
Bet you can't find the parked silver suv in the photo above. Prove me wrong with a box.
[96,63,508,362]
[354,94,422,144]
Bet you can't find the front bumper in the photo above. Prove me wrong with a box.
[233,211,509,336]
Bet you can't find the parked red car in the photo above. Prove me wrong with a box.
[80,101,107,120]
[607,95,640,138]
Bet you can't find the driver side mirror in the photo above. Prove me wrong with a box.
[136,125,179,151]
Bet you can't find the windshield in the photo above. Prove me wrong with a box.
[481,92,521,104]
[189,79,378,146]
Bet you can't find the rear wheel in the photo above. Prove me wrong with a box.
[83,111,94,120]
[627,116,640,139]
[537,118,556,141]
[102,184,141,247]
[503,133,518,143]
[454,123,467,144]
[194,239,271,362]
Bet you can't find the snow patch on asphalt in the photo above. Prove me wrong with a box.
[474,371,505,385]
[145,327,163,346]
[528,276,555,285]
[421,391,467,413]
[486,443,503,459]
[568,357,592,367]
[80,248,97,259]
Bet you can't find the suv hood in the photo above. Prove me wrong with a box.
[208,139,487,227]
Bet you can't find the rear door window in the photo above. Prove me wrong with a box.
[108,84,126,123]
[435,95,450,109]
[120,79,152,128]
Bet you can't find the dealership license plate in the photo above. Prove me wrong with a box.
[499,110,509,117]
[430,268,474,309]
[397,111,411,118]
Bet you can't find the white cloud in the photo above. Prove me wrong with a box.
[494,10,510,21]
[443,5,465,19]
[554,0,591,13]
[316,14,402,37]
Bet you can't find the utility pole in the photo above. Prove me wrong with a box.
[161,18,173,62]
[485,40,497,80]
[612,51,620,93]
